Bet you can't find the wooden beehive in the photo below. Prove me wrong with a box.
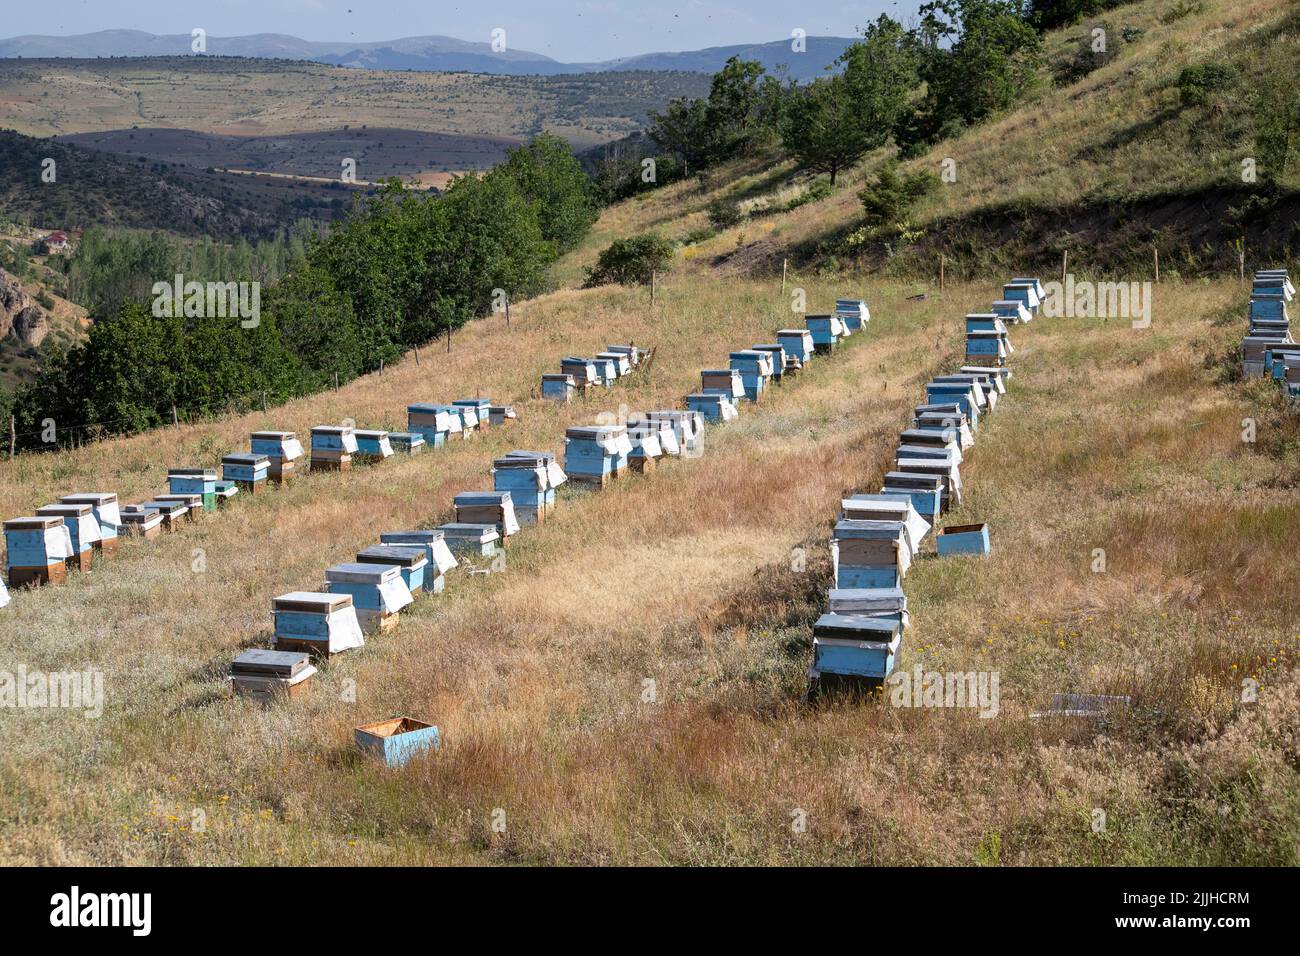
[272,591,364,656]
[379,530,458,593]
[59,493,122,554]
[250,431,304,484]
[35,503,100,571]
[325,562,413,633]
[311,426,358,471]
[355,717,440,768]
[4,516,72,587]
[230,649,316,703]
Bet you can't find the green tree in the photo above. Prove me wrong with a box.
[781,75,872,185]
[498,132,597,254]
[584,234,674,287]
[840,15,921,145]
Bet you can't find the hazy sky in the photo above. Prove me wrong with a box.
[5,0,925,62]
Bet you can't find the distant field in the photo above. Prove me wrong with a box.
[0,57,710,148]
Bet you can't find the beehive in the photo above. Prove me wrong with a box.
[729,350,775,402]
[596,351,632,380]
[222,452,270,494]
[936,523,991,557]
[894,455,963,511]
[686,392,737,423]
[353,429,394,463]
[272,591,364,656]
[643,410,705,455]
[777,328,815,364]
[628,418,680,459]
[541,373,576,403]
[701,368,744,400]
[379,530,459,593]
[805,314,846,354]
[118,507,165,539]
[752,343,790,381]
[841,494,932,549]
[167,468,219,512]
[835,298,870,331]
[356,545,430,596]
[436,523,501,560]
[250,431,303,484]
[827,586,909,629]
[831,519,911,589]
[453,398,490,433]
[932,373,995,412]
[494,452,563,524]
[453,491,521,542]
[151,494,205,524]
[627,426,663,474]
[59,493,121,554]
[881,471,945,524]
[407,403,459,447]
[325,562,413,633]
[564,424,632,487]
[388,431,426,455]
[488,405,517,426]
[4,516,73,587]
[311,425,358,471]
[809,614,902,682]
[229,649,317,703]
[990,299,1032,324]
[1003,280,1041,315]
[138,499,190,532]
[355,717,440,768]
[561,357,600,389]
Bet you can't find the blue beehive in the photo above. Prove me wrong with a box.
[354,429,394,462]
[355,717,440,768]
[494,452,563,523]
[356,545,429,596]
[1004,280,1042,315]
[222,452,271,494]
[35,504,101,572]
[729,350,774,402]
[827,586,908,629]
[926,383,983,424]
[453,398,490,433]
[250,431,304,484]
[541,373,576,403]
[4,516,72,588]
[380,530,459,593]
[936,522,991,557]
[809,613,901,682]
[407,403,458,447]
[643,410,704,455]
[1252,278,1292,301]
[686,392,738,423]
[325,562,412,633]
[561,357,600,390]
[895,455,962,511]
[959,365,1009,395]
[882,471,944,524]
[806,314,846,354]
[597,351,632,380]
[777,328,814,364]
[59,493,121,555]
[272,591,364,655]
[835,298,870,332]
[966,329,1009,365]
[454,491,521,542]
[832,519,910,589]
[991,299,1032,324]
[606,344,648,368]
[752,344,789,382]
[701,368,744,400]
[965,313,1008,334]
[933,374,993,412]
[437,523,501,560]
[564,424,631,487]
[841,495,932,553]
[389,431,426,455]
[168,468,219,511]
[311,425,359,471]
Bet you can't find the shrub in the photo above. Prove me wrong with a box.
[858,163,941,234]
[707,196,745,230]
[583,234,675,287]
[786,179,833,211]
[1178,62,1235,107]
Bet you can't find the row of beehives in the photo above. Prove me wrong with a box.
[0,398,519,597]
[541,344,652,400]
[806,277,1042,692]
[233,301,877,762]
[1241,269,1297,400]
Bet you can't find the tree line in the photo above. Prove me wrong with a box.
[9,133,595,449]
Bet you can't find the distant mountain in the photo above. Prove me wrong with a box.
[0,30,854,81]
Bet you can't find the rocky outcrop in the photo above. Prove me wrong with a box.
[0,267,50,347]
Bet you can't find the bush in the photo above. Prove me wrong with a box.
[682,226,717,245]
[583,234,675,287]
[1178,62,1235,107]
[786,179,833,211]
[707,196,745,230]
[858,163,940,234]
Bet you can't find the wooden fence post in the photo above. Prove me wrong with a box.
[781,258,788,295]
[1153,246,1160,283]
[414,345,421,367]
[172,405,179,429]
[940,253,945,291]
[333,372,339,392]
[651,270,657,305]
[9,415,15,459]
[1061,250,1069,283]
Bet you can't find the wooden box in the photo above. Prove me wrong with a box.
[379,530,459,591]
[5,516,73,588]
[167,468,219,512]
[355,717,440,768]
[356,545,430,596]
[60,493,121,553]
[35,504,101,569]
[936,522,991,557]
[272,591,364,656]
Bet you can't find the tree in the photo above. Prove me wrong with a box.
[859,162,941,234]
[584,234,674,287]
[914,0,1043,138]
[781,76,872,185]
[497,132,597,255]
[648,57,772,169]
[840,15,921,145]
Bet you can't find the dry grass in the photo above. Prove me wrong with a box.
[2,270,1297,866]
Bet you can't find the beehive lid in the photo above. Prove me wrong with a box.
[274,591,353,613]
[381,529,446,544]
[312,425,354,435]
[542,373,575,383]
[354,429,388,439]
[813,612,901,640]
[437,523,501,543]
[884,471,945,488]
[222,453,270,466]
[230,649,310,678]
[168,467,217,479]
[455,491,511,507]
[5,515,64,530]
[251,430,295,441]
[61,492,118,505]
[142,500,189,515]
[834,519,907,540]
[36,503,92,517]
[356,546,429,569]
[326,562,402,584]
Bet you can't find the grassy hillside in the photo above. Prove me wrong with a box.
[1,0,1298,866]
[572,0,1299,280]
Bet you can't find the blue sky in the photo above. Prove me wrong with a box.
[6,0,925,61]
